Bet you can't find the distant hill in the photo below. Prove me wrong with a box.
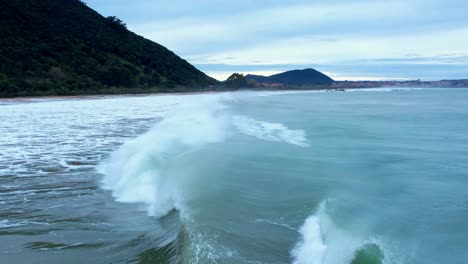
[246,69,334,86]
[0,0,217,97]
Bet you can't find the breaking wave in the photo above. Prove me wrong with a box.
[98,96,229,217]
[98,94,314,262]
[292,201,387,264]
[99,95,311,218]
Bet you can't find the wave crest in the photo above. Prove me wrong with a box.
[292,202,328,264]
[292,201,387,264]
[98,97,229,217]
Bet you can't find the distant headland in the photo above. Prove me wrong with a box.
[242,70,468,90]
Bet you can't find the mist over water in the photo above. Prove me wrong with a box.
[1,89,467,263]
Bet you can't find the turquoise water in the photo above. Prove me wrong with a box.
[0,88,467,263]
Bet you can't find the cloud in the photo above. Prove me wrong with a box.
[86,0,468,79]
[127,0,468,55]
[193,27,468,66]
[198,61,468,81]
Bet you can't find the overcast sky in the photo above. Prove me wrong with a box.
[86,0,468,81]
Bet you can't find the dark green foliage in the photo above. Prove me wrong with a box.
[0,0,217,97]
[225,73,248,88]
[106,16,127,32]
[100,66,137,87]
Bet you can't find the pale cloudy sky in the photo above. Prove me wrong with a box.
[86,0,468,81]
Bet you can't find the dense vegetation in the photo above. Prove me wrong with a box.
[0,0,217,97]
[246,68,334,86]
[224,73,257,89]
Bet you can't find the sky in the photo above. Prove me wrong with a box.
[85,0,468,81]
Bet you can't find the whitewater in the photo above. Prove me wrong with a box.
[1,88,467,263]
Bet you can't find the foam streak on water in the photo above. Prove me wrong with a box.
[232,115,309,147]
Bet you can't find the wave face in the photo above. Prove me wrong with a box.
[99,96,229,217]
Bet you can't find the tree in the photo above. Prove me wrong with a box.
[106,16,127,32]
[49,66,66,80]
[101,66,137,87]
[225,73,248,88]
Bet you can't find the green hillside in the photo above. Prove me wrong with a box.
[0,0,218,97]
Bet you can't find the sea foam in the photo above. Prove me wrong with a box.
[292,201,387,264]
[232,115,309,147]
[292,202,328,264]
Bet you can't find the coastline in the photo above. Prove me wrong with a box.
[0,87,327,101]
[0,90,225,102]
[1,85,467,102]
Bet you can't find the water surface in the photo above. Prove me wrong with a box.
[0,88,467,263]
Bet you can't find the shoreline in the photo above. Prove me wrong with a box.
[1,86,467,102]
[0,88,331,101]
[0,90,225,102]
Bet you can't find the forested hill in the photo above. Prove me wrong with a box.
[0,0,217,97]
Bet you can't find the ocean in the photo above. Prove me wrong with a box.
[0,88,467,264]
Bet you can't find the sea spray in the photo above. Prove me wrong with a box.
[98,96,230,218]
[292,202,329,264]
[292,201,386,264]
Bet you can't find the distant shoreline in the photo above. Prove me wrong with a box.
[1,85,468,101]
[0,90,223,101]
